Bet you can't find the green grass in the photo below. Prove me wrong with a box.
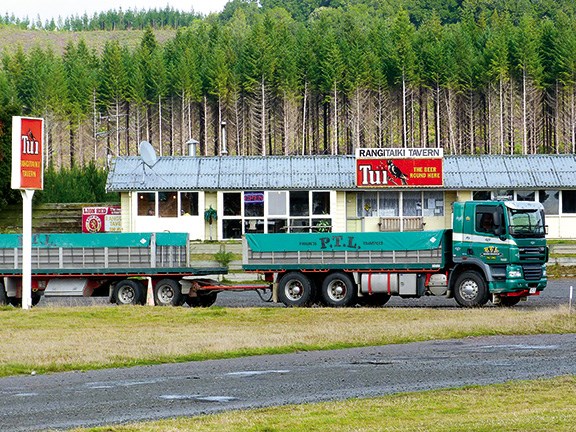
[68,376,576,431]
[1,306,575,378]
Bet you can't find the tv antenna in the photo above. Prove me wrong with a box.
[139,140,158,168]
[136,140,166,186]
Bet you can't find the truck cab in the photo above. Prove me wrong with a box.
[451,200,548,306]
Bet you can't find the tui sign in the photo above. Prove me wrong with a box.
[11,116,44,190]
[355,147,443,187]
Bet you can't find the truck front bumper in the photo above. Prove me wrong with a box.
[489,278,547,295]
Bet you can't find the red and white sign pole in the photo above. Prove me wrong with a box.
[11,116,44,310]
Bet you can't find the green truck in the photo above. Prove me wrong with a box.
[0,232,227,307]
[243,200,548,307]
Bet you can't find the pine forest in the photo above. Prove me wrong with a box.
[2,0,576,172]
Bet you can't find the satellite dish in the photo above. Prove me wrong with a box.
[139,141,158,168]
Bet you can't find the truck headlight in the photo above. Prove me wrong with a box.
[507,266,522,278]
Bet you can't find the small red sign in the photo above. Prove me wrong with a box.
[82,206,121,233]
[11,117,44,190]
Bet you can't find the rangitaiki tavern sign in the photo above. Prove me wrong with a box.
[355,147,443,187]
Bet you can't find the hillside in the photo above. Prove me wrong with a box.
[0,27,177,54]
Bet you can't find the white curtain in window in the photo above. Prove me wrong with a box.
[403,192,422,217]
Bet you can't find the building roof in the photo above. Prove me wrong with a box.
[106,154,576,192]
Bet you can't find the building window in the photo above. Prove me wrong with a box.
[268,191,287,216]
[222,219,242,239]
[290,191,309,216]
[222,192,243,239]
[423,192,444,216]
[473,191,491,200]
[562,190,576,213]
[358,192,378,217]
[378,192,399,217]
[268,219,288,233]
[180,192,199,216]
[516,190,535,201]
[137,192,156,216]
[158,191,178,217]
[357,191,443,218]
[244,191,264,217]
[220,190,333,238]
[312,192,330,215]
[403,192,422,217]
[539,190,559,215]
[493,189,514,200]
[223,192,242,216]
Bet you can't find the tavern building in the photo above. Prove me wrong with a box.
[105,150,576,240]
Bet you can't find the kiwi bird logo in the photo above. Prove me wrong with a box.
[387,160,408,185]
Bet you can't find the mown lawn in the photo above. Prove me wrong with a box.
[1,305,574,377]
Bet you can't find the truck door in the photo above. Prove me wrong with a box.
[471,204,506,264]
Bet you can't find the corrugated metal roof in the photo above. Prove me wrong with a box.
[443,155,576,189]
[106,154,576,192]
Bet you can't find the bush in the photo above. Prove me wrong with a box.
[34,162,119,204]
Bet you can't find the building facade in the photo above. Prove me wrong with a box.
[106,152,576,240]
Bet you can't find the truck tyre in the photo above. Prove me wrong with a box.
[31,293,41,306]
[453,271,489,307]
[185,292,218,307]
[277,272,313,307]
[154,279,183,306]
[113,280,144,305]
[0,282,7,306]
[320,272,356,307]
[357,293,391,307]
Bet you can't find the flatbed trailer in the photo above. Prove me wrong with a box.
[0,232,232,306]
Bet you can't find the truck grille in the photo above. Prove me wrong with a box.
[522,264,543,281]
[518,246,546,261]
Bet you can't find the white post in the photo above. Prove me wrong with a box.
[21,189,35,310]
[570,286,573,313]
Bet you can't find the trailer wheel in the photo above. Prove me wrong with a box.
[453,271,489,307]
[8,297,20,307]
[31,293,41,306]
[320,272,356,307]
[0,282,7,306]
[185,292,218,307]
[113,280,144,305]
[357,293,391,307]
[154,279,183,306]
[277,272,313,307]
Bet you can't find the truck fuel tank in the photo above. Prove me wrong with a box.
[360,273,425,296]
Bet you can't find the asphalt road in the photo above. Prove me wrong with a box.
[1,333,575,431]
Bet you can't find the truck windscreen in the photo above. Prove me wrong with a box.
[507,208,546,238]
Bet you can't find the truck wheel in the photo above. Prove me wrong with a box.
[0,282,7,306]
[453,271,489,307]
[497,296,522,307]
[277,272,313,307]
[154,279,183,306]
[8,297,20,307]
[357,293,391,307]
[185,292,218,307]
[31,293,41,306]
[320,272,356,307]
[113,280,144,305]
